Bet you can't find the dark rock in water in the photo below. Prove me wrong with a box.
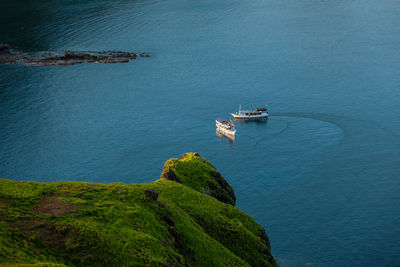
[145,188,159,200]
[139,53,151,58]
[0,44,11,54]
[0,45,149,66]
[103,58,129,63]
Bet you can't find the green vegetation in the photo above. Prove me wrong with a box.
[0,153,276,266]
[160,153,236,205]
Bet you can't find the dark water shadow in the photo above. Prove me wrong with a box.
[0,0,154,51]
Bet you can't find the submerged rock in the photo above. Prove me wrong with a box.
[0,44,150,66]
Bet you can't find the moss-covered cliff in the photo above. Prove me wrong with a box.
[0,153,276,267]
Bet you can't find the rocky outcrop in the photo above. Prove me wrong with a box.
[160,160,181,182]
[0,44,150,66]
[160,152,236,205]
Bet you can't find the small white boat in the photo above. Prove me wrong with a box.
[216,129,236,141]
[231,105,268,119]
[216,118,236,137]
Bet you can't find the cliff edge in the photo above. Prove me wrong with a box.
[0,153,276,266]
[160,152,236,205]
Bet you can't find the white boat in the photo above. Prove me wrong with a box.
[216,129,236,141]
[216,118,236,137]
[231,105,268,119]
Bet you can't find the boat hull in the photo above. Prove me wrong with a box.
[216,129,236,140]
[216,126,236,136]
[215,121,236,136]
[231,113,268,119]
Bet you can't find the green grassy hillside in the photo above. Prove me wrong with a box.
[0,153,276,267]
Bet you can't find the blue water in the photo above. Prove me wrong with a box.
[1,0,400,265]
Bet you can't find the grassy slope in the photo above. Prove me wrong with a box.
[160,153,236,205]
[0,153,276,267]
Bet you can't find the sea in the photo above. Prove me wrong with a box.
[1,0,400,265]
